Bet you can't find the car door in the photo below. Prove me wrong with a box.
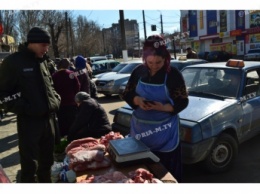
[239,69,260,141]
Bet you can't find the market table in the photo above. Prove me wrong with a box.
[76,155,177,183]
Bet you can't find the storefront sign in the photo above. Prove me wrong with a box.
[250,11,260,28]
[236,10,245,29]
[246,27,260,34]
[200,34,219,40]
[250,43,260,49]
[230,29,242,36]
[182,18,187,32]
[210,42,233,53]
[220,10,227,32]
[219,31,230,38]
[193,41,200,52]
[199,11,204,29]
[249,33,260,43]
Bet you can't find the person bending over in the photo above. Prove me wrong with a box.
[67,92,111,142]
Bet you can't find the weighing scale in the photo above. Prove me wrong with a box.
[108,137,160,164]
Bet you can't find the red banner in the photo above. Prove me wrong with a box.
[230,29,242,36]
[182,18,187,32]
[246,27,260,34]
[0,23,3,35]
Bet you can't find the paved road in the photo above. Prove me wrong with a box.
[1,94,260,183]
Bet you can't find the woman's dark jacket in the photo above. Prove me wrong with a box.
[122,64,188,115]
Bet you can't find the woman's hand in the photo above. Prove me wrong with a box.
[133,96,173,112]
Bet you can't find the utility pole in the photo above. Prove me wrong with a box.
[65,12,69,57]
[142,10,147,40]
[102,28,106,54]
[160,13,163,35]
[119,10,128,61]
[172,38,177,59]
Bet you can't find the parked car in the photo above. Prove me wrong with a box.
[89,56,107,63]
[91,59,120,76]
[95,60,142,97]
[106,54,113,59]
[170,58,208,71]
[118,58,208,98]
[112,59,260,173]
[198,51,209,60]
[92,62,129,81]
[244,49,260,61]
[207,51,233,62]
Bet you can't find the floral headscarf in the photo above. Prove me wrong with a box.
[142,35,171,72]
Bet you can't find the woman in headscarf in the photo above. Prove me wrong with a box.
[122,35,189,182]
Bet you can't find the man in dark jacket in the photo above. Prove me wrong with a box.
[67,92,111,142]
[186,47,198,59]
[0,27,61,183]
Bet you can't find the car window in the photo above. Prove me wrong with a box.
[100,63,107,70]
[118,62,142,74]
[110,62,117,69]
[182,67,240,98]
[92,64,100,70]
[170,62,183,70]
[112,63,126,72]
[244,70,260,96]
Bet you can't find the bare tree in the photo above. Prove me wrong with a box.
[42,10,68,58]
[18,10,42,42]
[73,15,104,57]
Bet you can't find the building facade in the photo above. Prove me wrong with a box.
[103,19,140,58]
[180,10,260,57]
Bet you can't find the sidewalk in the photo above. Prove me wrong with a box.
[0,112,20,183]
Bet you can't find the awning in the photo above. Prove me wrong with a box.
[199,34,219,40]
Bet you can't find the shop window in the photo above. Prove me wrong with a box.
[212,38,223,44]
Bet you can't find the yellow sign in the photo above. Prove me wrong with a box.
[200,11,204,29]
[210,42,234,54]
[1,35,15,44]
[249,33,260,43]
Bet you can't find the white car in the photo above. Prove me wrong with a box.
[95,60,142,97]
[244,49,260,61]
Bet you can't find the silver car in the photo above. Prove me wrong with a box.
[95,60,142,97]
[92,62,129,82]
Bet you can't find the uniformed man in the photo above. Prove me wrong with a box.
[0,27,61,183]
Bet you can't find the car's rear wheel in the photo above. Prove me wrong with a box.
[203,133,238,173]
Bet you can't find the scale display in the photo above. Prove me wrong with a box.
[108,137,160,163]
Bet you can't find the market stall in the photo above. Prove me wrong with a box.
[53,132,177,183]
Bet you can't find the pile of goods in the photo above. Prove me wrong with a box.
[78,168,162,183]
[51,131,165,183]
[51,131,124,183]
